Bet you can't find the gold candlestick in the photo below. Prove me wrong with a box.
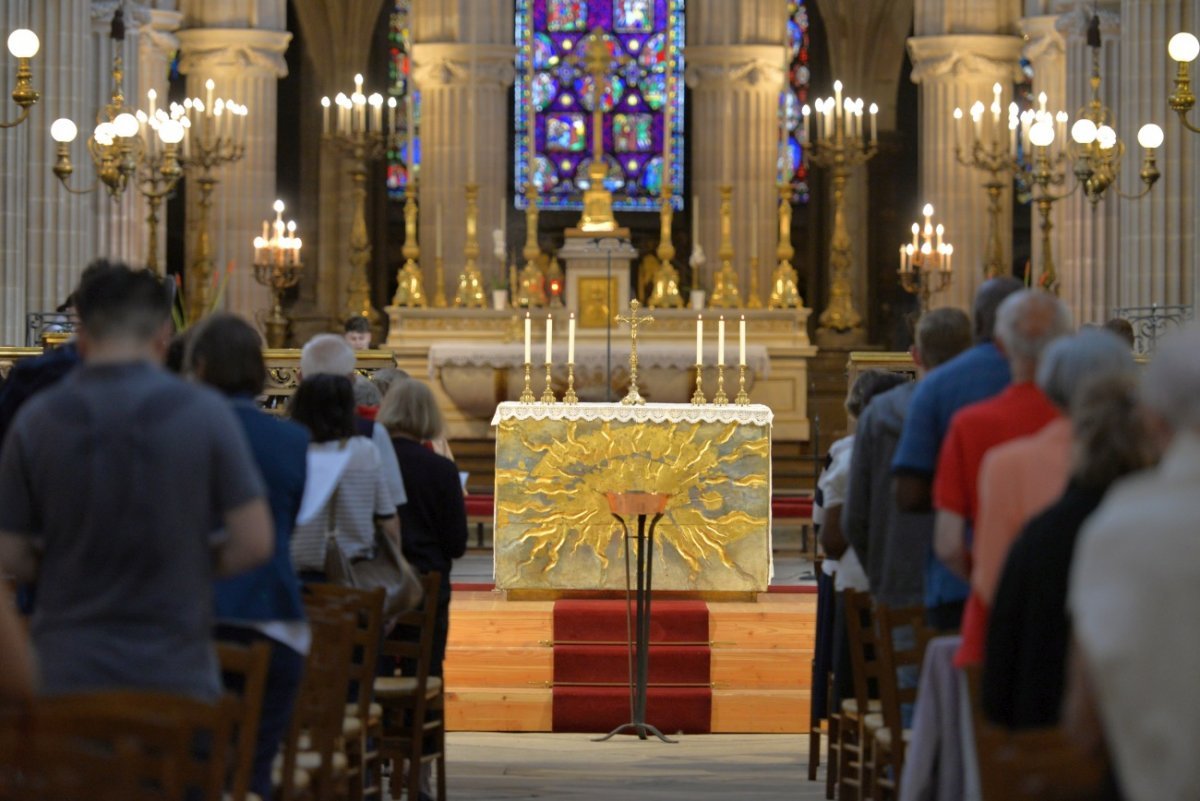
[571,27,626,233]
[516,182,548,307]
[563,363,579,404]
[540,363,556,403]
[712,364,729,405]
[392,176,427,307]
[709,185,741,308]
[519,362,536,403]
[690,364,706,405]
[647,191,683,308]
[453,183,487,307]
[769,182,803,308]
[747,256,763,309]
[734,365,750,405]
[433,256,448,308]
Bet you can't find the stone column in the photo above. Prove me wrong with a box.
[0,0,33,344]
[1116,0,1200,313]
[907,34,1024,312]
[411,43,515,294]
[178,0,290,323]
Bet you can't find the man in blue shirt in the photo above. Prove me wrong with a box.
[892,277,1022,629]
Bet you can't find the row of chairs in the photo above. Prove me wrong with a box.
[0,572,445,801]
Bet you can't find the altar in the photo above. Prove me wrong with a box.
[491,401,773,594]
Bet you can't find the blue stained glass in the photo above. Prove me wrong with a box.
[516,0,685,212]
[781,91,800,132]
[614,0,654,32]
[782,1,810,204]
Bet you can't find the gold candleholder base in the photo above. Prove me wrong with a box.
[563,363,579,404]
[433,256,448,308]
[734,364,751,405]
[519,362,536,403]
[747,257,763,309]
[540,363,556,404]
[713,365,729,405]
[690,364,706,405]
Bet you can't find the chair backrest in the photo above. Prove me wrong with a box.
[281,599,357,801]
[215,640,272,801]
[964,665,1106,801]
[381,572,442,690]
[843,588,881,712]
[8,691,239,801]
[302,583,386,721]
[874,604,935,767]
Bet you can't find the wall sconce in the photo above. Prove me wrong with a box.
[1,28,39,129]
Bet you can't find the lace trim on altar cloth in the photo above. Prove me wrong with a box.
[490,401,774,427]
[428,342,772,379]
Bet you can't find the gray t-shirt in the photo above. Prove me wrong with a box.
[0,361,265,699]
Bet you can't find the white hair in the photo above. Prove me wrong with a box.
[1036,329,1136,410]
[300,333,356,378]
[1140,325,1200,431]
[994,289,1073,367]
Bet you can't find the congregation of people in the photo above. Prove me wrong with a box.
[0,261,467,801]
[813,279,1200,801]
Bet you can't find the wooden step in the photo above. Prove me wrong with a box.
[445,688,553,732]
[444,646,552,688]
[711,689,810,733]
[711,648,812,689]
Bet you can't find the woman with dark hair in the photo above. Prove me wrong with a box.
[288,374,400,584]
[186,313,309,799]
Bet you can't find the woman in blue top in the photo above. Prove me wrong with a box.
[187,314,309,799]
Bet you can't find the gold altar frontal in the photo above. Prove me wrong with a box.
[491,401,773,594]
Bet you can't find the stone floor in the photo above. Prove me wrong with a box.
[443,732,827,800]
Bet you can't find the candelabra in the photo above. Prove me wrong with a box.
[49,11,146,198]
[1065,16,1161,205]
[769,182,803,308]
[1025,120,1074,292]
[571,27,626,233]
[453,184,487,307]
[647,59,683,309]
[393,172,427,308]
[252,200,303,347]
[898,204,954,311]
[323,77,400,324]
[391,89,426,308]
[1,28,38,129]
[134,91,188,274]
[1168,31,1200,134]
[180,79,247,323]
[802,81,878,332]
[952,83,1018,278]
[708,185,741,308]
[515,181,547,307]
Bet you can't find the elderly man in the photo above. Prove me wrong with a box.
[1066,326,1200,801]
[891,277,1022,629]
[932,289,1072,666]
[300,334,407,510]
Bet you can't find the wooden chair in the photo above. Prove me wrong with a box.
[964,666,1106,801]
[376,572,445,801]
[838,589,884,801]
[2,691,239,801]
[216,639,273,801]
[869,604,935,801]
[278,600,357,801]
[303,584,387,801]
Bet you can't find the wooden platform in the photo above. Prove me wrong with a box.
[443,590,815,733]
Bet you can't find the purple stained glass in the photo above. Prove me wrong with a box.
[783,1,811,204]
[516,0,684,212]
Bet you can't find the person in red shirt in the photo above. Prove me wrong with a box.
[932,289,1071,665]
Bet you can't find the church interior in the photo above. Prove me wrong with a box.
[1,1,1199,800]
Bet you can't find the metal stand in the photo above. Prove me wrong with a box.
[595,492,676,744]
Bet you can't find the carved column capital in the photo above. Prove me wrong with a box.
[177,28,292,78]
[1019,15,1066,62]
[684,46,786,92]
[907,34,1024,84]
[410,43,517,89]
[1054,6,1121,43]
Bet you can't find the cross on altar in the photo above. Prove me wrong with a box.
[617,300,654,405]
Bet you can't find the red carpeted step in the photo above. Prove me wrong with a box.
[554,644,711,686]
[553,600,709,644]
[552,686,712,734]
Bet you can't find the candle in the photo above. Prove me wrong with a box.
[833,80,843,123]
[1038,91,1047,113]
[739,315,746,367]
[568,313,576,365]
[500,198,507,250]
[802,104,811,145]
[524,313,531,365]
[436,201,444,260]
[696,315,703,366]
[321,96,330,134]
[911,222,919,250]
[899,244,906,273]
[869,102,878,144]
[717,316,725,367]
[468,51,478,184]
[205,78,214,110]
[545,315,553,365]
[722,94,732,185]
[405,94,415,180]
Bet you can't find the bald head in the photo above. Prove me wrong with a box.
[300,333,357,379]
[973,277,1024,343]
[994,289,1073,381]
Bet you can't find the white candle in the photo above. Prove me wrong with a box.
[500,198,507,248]
[802,104,811,145]
[436,202,444,260]
[205,78,214,110]
[545,315,553,365]
[899,244,906,273]
[717,316,725,366]
[568,313,576,365]
[739,315,746,367]
[524,313,531,364]
[321,96,330,135]
[869,103,878,144]
[696,315,703,366]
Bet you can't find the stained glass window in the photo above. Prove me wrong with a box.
[386,1,417,200]
[780,1,810,204]
[515,0,686,212]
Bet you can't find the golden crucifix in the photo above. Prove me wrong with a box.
[617,300,654,405]
[574,27,623,233]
